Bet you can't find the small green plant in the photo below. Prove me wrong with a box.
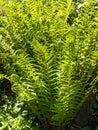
[0,96,40,130]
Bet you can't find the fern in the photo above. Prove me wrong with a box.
[0,0,98,129]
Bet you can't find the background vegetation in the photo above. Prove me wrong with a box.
[0,0,98,129]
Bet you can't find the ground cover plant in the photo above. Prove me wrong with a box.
[0,0,98,129]
[0,96,40,130]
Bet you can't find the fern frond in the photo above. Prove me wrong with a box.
[30,40,58,119]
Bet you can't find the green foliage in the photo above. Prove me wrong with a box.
[0,0,98,129]
[0,96,40,130]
